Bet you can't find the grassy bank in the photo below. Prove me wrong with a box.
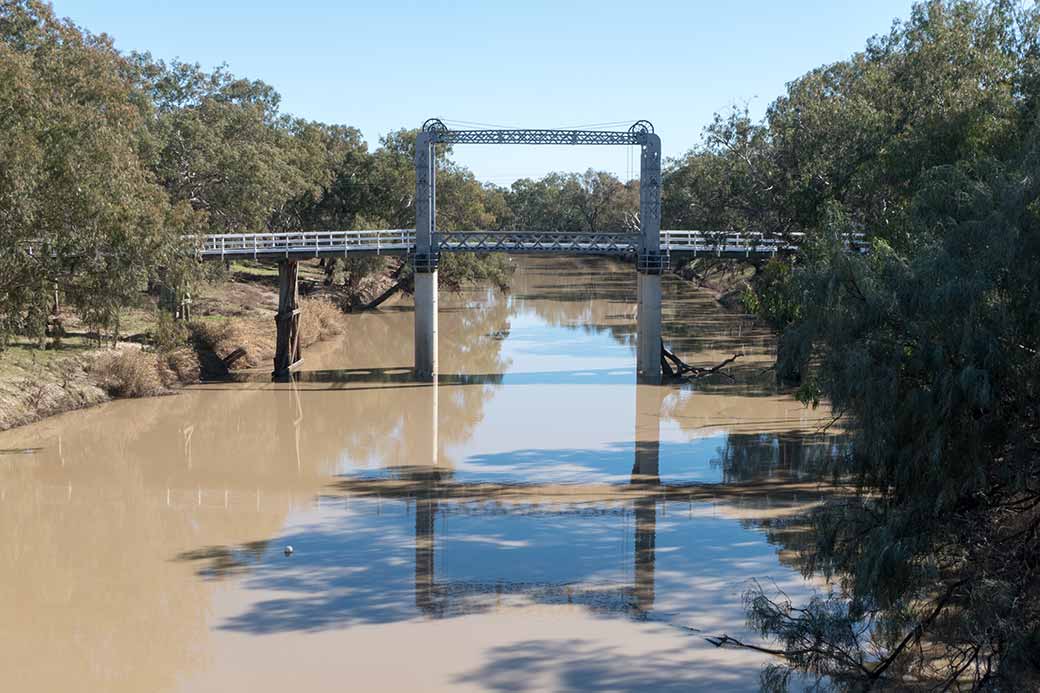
[0,258,390,433]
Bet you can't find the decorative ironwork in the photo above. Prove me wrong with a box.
[422,118,449,135]
[628,120,654,135]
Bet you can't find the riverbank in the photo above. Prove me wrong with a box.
[0,255,759,433]
[0,258,396,432]
[671,258,756,312]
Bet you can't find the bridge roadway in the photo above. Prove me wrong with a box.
[194,229,864,262]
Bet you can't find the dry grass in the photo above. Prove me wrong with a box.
[0,352,108,431]
[160,347,201,385]
[89,348,167,398]
[0,343,201,432]
[191,318,275,369]
[191,297,345,371]
[298,297,345,345]
[0,260,350,430]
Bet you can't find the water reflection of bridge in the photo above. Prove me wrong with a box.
[328,384,827,619]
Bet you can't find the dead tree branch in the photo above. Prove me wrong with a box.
[661,340,741,380]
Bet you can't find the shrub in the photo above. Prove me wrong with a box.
[152,311,190,355]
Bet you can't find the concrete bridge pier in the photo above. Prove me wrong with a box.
[414,268,438,379]
[272,259,302,380]
[636,273,662,382]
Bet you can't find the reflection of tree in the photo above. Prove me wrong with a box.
[707,431,851,578]
[511,256,785,389]
[509,257,637,345]
[709,432,843,484]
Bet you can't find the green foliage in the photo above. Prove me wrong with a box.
[506,169,638,232]
[663,1,1040,688]
[151,311,189,355]
[747,258,801,331]
[0,2,520,350]
[438,253,514,293]
[0,0,200,347]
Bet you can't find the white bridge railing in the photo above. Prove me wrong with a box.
[194,230,416,258]
[191,230,866,260]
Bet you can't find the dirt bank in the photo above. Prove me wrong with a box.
[0,259,365,432]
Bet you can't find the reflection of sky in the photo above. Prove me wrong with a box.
[450,440,726,484]
[497,306,634,378]
[208,265,826,689]
[440,302,731,484]
[276,291,818,632]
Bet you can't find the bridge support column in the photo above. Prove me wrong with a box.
[272,259,301,380]
[636,272,662,382]
[637,132,664,382]
[414,131,438,380]
[414,267,438,379]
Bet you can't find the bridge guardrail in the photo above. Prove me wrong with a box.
[23,230,867,261]
[192,230,416,259]
[661,230,868,256]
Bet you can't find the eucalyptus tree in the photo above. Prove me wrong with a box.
[0,0,194,345]
[666,1,1040,688]
[131,56,330,235]
[506,170,637,232]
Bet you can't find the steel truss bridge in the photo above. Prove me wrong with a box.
[179,119,866,381]
[194,229,861,262]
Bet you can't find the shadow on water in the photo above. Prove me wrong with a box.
[175,428,844,635]
[170,258,844,640]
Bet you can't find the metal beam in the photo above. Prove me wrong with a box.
[422,118,655,146]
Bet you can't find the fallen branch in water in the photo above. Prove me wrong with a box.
[660,340,741,380]
[355,281,402,311]
[705,633,789,657]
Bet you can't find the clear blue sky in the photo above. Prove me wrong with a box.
[52,0,917,185]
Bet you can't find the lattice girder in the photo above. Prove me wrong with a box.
[434,231,640,255]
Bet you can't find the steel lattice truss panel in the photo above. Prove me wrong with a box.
[421,118,656,147]
[435,231,640,254]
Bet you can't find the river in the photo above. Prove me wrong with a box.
[0,256,839,692]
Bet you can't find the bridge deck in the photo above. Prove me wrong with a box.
[195,230,860,261]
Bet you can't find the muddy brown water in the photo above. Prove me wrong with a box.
[0,257,839,692]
